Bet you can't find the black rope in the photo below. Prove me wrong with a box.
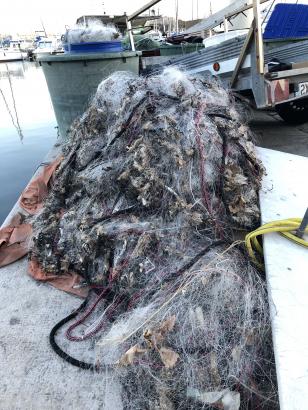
[175,240,225,275]
[108,94,149,147]
[164,240,226,283]
[50,300,97,371]
[207,112,233,121]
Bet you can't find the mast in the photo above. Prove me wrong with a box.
[40,18,47,37]
[175,0,179,33]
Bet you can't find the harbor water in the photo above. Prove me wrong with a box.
[0,61,57,224]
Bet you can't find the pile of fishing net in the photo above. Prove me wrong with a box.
[30,68,278,409]
[64,21,120,44]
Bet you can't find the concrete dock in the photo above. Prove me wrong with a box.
[1,110,308,409]
[0,259,122,410]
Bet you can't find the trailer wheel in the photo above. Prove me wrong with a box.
[275,100,308,125]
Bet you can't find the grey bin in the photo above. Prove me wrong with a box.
[38,51,141,139]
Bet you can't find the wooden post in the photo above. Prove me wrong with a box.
[230,22,254,88]
[253,0,264,74]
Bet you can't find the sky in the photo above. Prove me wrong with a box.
[0,0,231,36]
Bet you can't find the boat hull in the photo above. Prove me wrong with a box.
[0,51,27,62]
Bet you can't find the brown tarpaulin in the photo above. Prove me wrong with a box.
[0,157,89,298]
[19,157,62,214]
[0,214,31,267]
[29,258,89,298]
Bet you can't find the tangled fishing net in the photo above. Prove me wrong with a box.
[64,20,120,44]
[30,68,277,408]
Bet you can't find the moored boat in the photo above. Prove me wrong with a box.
[0,40,27,62]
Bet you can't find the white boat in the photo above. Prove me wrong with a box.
[32,38,61,58]
[0,40,27,62]
[147,31,164,42]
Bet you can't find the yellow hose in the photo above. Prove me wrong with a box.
[245,218,308,268]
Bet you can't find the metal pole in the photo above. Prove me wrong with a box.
[40,18,47,37]
[192,0,194,21]
[223,18,229,32]
[126,0,162,51]
[175,0,179,33]
[126,19,135,51]
[128,0,162,21]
